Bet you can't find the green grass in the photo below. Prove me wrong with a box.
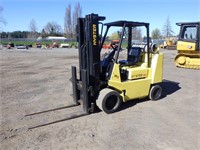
[1,41,78,48]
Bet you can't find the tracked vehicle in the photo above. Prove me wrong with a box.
[175,22,200,69]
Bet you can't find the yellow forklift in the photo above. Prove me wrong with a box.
[27,14,163,129]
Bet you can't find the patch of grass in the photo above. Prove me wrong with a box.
[1,41,78,48]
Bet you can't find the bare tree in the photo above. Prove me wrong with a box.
[0,5,6,29]
[64,3,72,38]
[29,19,38,38]
[64,2,82,38]
[132,28,142,40]
[162,17,174,38]
[44,21,62,36]
[41,29,47,38]
[151,28,161,39]
[0,5,6,46]
[72,2,82,37]
[109,31,120,40]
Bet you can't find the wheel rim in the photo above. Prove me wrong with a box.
[153,87,161,99]
[105,95,118,111]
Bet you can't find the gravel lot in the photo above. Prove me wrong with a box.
[0,48,199,150]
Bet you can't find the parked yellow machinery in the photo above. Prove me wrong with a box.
[174,22,200,69]
[160,37,177,50]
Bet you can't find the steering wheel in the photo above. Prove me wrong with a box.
[110,43,118,50]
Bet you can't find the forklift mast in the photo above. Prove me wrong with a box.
[26,14,107,129]
[72,14,106,113]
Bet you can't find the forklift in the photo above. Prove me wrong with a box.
[27,14,163,129]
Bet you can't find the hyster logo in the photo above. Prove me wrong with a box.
[93,24,97,45]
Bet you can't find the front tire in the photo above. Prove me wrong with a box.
[96,88,121,114]
[149,84,162,100]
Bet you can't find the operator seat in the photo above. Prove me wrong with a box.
[119,47,141,66]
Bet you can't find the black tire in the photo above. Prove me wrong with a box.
[96,88,121,114]
[149,84,162,100]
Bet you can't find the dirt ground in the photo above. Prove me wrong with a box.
[0,48,199,150]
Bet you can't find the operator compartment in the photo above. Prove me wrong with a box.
[119,47,148,81]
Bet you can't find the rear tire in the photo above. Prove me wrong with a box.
[96,88,121,114]
[149,84,162,100]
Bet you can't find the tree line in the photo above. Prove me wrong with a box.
[108,17,174,40]
[1,31,33,38]
[151,17,175,39]
[0,2,82,39]
[1,2,174,40]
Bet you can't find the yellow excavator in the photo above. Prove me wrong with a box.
[174,22,200,69]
